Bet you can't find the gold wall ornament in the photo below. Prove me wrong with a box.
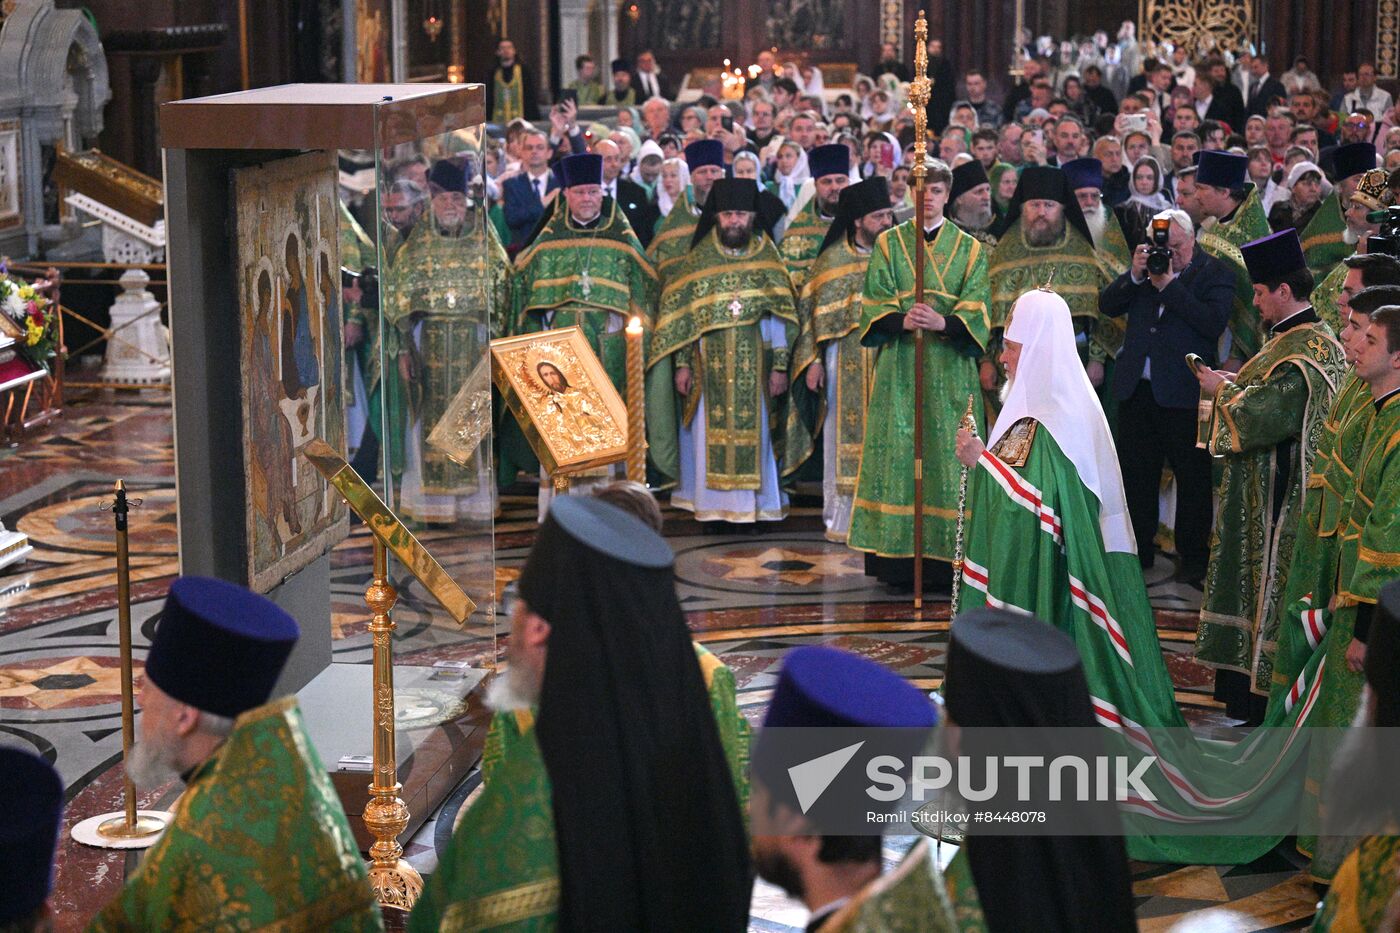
[1380,0,1400,79]
[490,327,628,478]
[303,438,476,909]
[1138,0,1256,57]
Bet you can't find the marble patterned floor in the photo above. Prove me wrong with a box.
[0,392,1320,931]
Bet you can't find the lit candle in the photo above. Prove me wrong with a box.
[625,317,646,484]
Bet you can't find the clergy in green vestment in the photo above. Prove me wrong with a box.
[1264,283,1400,879]
[487,40,538,123]
[847,160,989,589]
[951,288,1343,866]
[652,177,798,524]
[90,578,380,932]
[1194,229,1345,720]
[510,152,676,499]
[410,497,751,933]
[777,144,850,290]
[1300,143,1377,281]
[1310,582,1400,932]
[784,178,894,542]
[649,140,726,282]
[1192,149,1274,363]
[946,159,998,247]
[750,644,970,933]
[390,159,508,524]
[1310,169,1394,333]
[984,166,1116,398]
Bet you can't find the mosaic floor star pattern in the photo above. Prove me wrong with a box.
[0,391,1320,930]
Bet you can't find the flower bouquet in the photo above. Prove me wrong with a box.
[0,269,59,372]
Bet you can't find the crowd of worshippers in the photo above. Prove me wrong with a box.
[10,490,1400,931]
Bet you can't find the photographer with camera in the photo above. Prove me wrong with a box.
[1100,209,1235,583]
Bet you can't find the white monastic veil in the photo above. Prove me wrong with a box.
[989,288,1137,555]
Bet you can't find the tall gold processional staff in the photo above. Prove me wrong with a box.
[908,16,932,606]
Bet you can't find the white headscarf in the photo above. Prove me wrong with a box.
[657,157,690,217]
[776,144,811,207]
[630,139,665,192]
[731,150,765,191]
[990,289,1136,554]
[1264,159,1332,213]
[802,65,826,99]
[1126,155,1173,213]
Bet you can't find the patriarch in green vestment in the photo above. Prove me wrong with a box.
[847,159,989,589]
[778,144,851,290]
[90,577,380,932]
[784,177,894,541]
[1193,229,1345,720]
[1310,581,1400,931]
[510,152,676,502]
[1193,149,1274,363]
[652,177,797,523]
[649,140,726,283]
[3,746,62,932]
[411,497,751,932]
[749,644,971,933]
[952,287,1347,865]
[1300,142,1377,283]
[391,159,507,525]
[984,165,1116,398]
[1309,168,1394,333]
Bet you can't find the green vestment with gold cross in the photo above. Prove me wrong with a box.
[783,237,876,506]
[512,199,677,482]
[649,187,703,283]
[1197,184,1273,360]
[987,219,1116,365]
[651,229,798,491]
[387,215,509,510]
[89,697,382,933]
[847,220,990,562]
[1195,317,1344,695]
[408,644,750,933]
[778,196,836,291]
[1300,190,1353,283]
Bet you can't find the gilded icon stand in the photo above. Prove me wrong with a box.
[72,480,170,850]
[304,438,475,909]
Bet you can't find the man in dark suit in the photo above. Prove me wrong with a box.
[595,138,659,246]
[1100,208,1234,583]
[631,49,672,103]
[503,128,559,252]
[1245,57,1288,119]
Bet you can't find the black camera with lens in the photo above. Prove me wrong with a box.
[1366,206,1400,258]
[1146,216,1172,276]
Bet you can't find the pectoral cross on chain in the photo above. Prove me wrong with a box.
[580,270,593,298]
[728,295,743,317]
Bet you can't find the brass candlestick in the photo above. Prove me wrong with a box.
[303,438,475,910]
[75,480,169,849]
[362,538,421,908]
